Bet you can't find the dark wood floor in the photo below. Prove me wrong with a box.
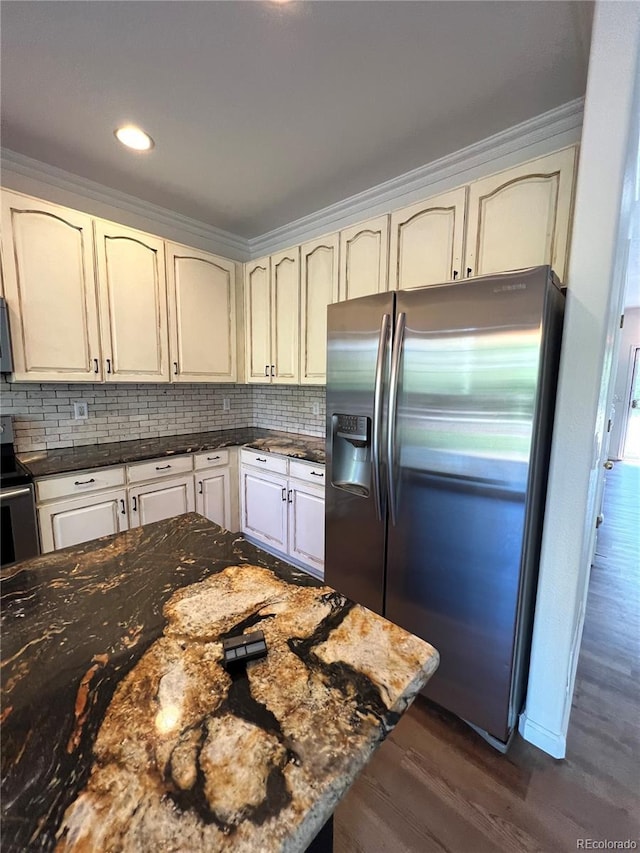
[335,462,640,852]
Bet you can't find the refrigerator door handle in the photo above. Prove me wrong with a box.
[387,311,406,526]
[372,313,391,521]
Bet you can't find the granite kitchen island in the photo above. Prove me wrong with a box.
[0,514,438,852]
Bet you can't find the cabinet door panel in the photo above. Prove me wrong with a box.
[38,488,128,553]
[245,258,271,383]
[196,469,230,529]
[271,248,300,384]
[465,147,577,281]
[390,188,466,290]
[289,484,324,574]
[167,245,236,382]
[339,215,389,300]
[130,476,195,527]
[241,470,288,549]
[95,222,168,381]
[300,234,339,385]
[1,192,101,381]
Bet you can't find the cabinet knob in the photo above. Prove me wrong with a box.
[603,460,614,470]
[453,270,459,280]
[467,267,473,277]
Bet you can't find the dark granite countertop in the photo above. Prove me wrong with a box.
[18,428,326,478]
[0,514,438,852]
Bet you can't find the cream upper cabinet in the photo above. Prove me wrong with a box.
[270,247,300,384]
[244,257,271,383]
[300,233,339,385]
[245,250,300,384]
[166,243,237,383]
[94,220,169,382]
[339,215,390,301]
[389,187,467,290]
[1,190,102,382]
[465,147,577,281]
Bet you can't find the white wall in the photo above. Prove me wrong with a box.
[609,306,640,459]
[520,1,640,758]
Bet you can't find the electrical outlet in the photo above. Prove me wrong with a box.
[73,401,88,420]
[312,402,320,416]
[223,398,230,411]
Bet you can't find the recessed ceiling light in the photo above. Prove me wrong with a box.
[114,125,154,152]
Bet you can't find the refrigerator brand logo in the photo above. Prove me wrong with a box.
[493,283,527,293]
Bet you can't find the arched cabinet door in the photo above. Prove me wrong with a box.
[244,257,271,384]
[270,247,300,384]
[464,147,577,282]
[339,215,390,300]
[166,243,237,383]
[1,190,102,381]
[390,188,467,290]
[94,220,169,382]
[300,233,339,385]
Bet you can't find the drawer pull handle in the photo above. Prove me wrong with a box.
[207,455,221,461]
[106,358,112,374]
[155,464,171,471]
[132,496,137,512]
[255,457,267,463]
[198,481,203,495]
[265,365,269,377]
[467,267,473,277]
[74,478,95,486]
[287,488,292,503]
[120,499,126,515]
[281,487,287,502]
[93,358,99,373]
[174,361,179,375]
[310,471,324,477]
[271,365,275,377]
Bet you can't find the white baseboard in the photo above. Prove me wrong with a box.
[519,711,567,758]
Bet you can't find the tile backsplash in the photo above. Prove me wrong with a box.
[0,377,326,453]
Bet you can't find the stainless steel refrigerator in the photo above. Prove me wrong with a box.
[325,266,564,749]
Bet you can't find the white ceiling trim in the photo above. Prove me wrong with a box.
[0,148,250,260]
[249,98,585,259]
[1,97,584,264]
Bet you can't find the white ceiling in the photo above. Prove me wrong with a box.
[1,1,592,239]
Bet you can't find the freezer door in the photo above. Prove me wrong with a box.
[385,267,554,742]
[325,291,393,615]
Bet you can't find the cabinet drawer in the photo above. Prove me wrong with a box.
[36,466,125,503]
[289,459,326,486]
[194,448,230,470]
[240,448,288,475]
[127,455,193,484]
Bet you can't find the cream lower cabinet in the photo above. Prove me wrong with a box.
[240,450,325,577]
[128,476,195,527]
[194,448,239,531]
[38,488,129,553]
[166,243,237,383]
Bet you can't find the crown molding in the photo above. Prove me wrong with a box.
[249,98,584,258]
[0,149,250,260]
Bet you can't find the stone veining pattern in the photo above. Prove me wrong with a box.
[1,514,438,852]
